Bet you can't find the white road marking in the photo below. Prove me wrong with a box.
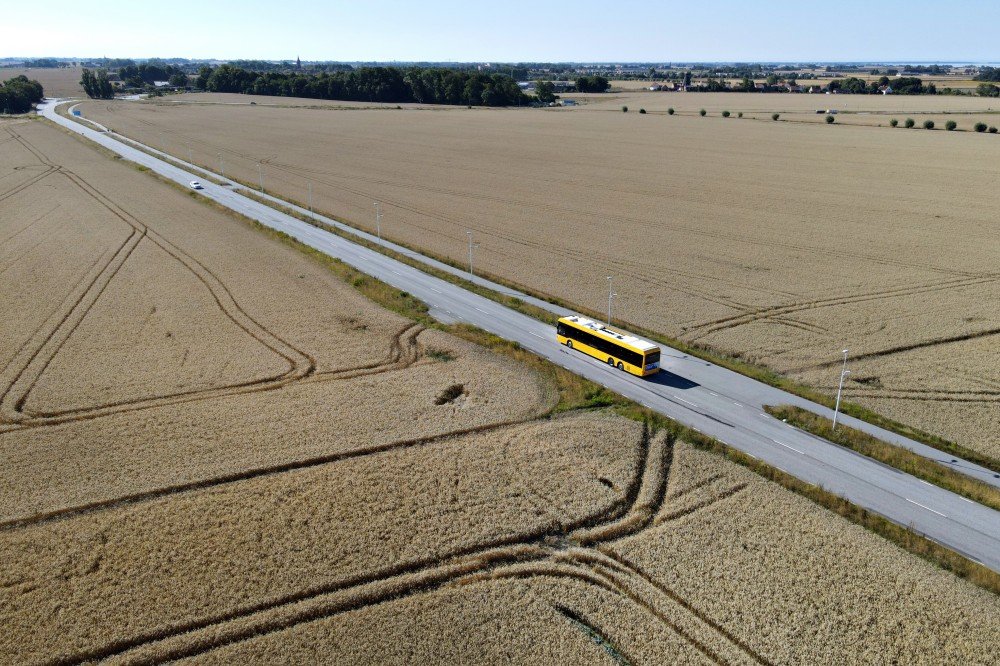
[475,307,488,313]
[708,391,719,396]
[675,396,697,407]
[733,401,743,407]
[961,497,975,504]
[919,480,934,487]
[759,413,770,419]
[529,331,544,338]
[772,439,805,454]
[430,287,442,294]
[906,498,946,517]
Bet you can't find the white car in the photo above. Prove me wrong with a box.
[189,180,204,190]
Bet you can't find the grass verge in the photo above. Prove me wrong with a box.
[766,405,1000,512]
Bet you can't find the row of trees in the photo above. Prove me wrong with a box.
[80,69,115,99]
[193,65,529,106]
[0,75,44,114]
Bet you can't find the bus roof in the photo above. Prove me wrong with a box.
[559,315,659,352]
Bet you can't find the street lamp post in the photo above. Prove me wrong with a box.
[256,163,264,193]
[606,276,617,326]
[218,153,225,178]
[308,182,313,212]
[832,349,850,430]
[374,201,382,239]
[466,231,480,278]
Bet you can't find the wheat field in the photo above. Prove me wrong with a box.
[78,94,1000,459]
[0,66,83,97]
[2,115,998,664]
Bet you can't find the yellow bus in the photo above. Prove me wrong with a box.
[556,315,661,377]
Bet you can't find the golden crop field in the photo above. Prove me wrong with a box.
[0,66,83,97]
[2,114,998,663]
[79,94,1000,459]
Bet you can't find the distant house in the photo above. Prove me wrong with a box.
[561,99,578,106]
[879,85,893,95]
[153,81,171,88]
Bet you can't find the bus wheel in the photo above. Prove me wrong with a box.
[566,340,573,349]
[607,357,615,366]
[617,362,624,371]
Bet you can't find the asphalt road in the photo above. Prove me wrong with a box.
[42,100,1000,572]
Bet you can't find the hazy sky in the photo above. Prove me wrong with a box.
[6,0,1000,62]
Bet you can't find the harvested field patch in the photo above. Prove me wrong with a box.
[0,66,84,98]
[78,94,1000,459]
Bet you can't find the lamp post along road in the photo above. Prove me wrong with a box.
[606,276,616,326]
[374,202,382,239]
[256,163,264,193]
[466,231,480,278]
[218,153,225,178]
[308,183,313,212]
[833,349,850,430]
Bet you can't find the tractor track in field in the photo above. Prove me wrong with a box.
[0,126,436,432]
[37,422,769,666]
[681,275,1000,343]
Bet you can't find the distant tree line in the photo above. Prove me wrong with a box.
[827,76,929,94]
[19,58,65,68]
[80,69,115,99]
[975,67,1000,82]
[193,65,529,106]
[117,63,187,87]
[0,75,44,114]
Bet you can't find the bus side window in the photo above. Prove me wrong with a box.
[557,323,567,337]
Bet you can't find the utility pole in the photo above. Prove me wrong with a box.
[308,182,313,212]
[374,201,382,239]
[187,144,193,163]
[256,162,264,192]
[832,349,850,430]
[606,276,617,326]
[218,153,225,178]
[466,230,480,278]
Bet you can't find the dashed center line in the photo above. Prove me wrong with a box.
[905,498,946,517]
[674,396,697,407]
[772,439,805,455]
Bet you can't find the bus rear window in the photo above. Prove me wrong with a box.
[645,351,660,365]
